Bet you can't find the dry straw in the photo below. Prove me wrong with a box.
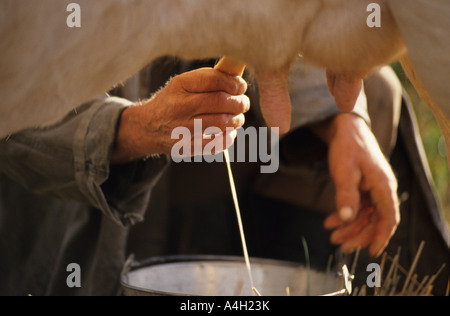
[351,241,447,296]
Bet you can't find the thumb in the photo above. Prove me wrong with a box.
[333,167,362,223]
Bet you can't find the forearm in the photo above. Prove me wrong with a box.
[110,104,158,165]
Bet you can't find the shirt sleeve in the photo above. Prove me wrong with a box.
[287,59,371,131]
[0,95,169,227]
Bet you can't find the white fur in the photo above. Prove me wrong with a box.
[0,0,448,160]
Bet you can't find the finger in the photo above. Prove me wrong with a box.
[198,113,246,134]
[324,212,344,230]
[223,128,238,150]
[329,207,373,245]
[340,216,377,254]
[176,68,248,95]
[368,193,400,257]
[363,170,400,257]
[326,70,363,112]
[200,128,239,156]
[323,192,372,229]
[369,216,398,258]
[332,180,400,257]
[188,92,250,118]
[187,128,238,157]
[332,162,362,223]
[339,200,398,258]
[175,91,249,119]
[324,193,373,229]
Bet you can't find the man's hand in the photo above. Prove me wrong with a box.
[111,68,250,164]
[313,113,400,257]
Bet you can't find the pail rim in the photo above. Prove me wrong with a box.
[121,255,349,296]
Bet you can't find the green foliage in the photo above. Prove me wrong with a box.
[391,63,450,226]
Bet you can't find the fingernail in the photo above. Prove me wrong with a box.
[339,206,354,222]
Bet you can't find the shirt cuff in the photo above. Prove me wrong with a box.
[73,95,169,226]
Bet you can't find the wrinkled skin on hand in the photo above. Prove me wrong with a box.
[313,113,400,257]
[111,68,250,164]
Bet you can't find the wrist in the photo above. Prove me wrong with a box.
[311,113,364,145]
[110,105,161,165]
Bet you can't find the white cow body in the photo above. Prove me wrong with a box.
[0,0,449,163]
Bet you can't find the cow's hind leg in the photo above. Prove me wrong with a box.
[400,54,450,167]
